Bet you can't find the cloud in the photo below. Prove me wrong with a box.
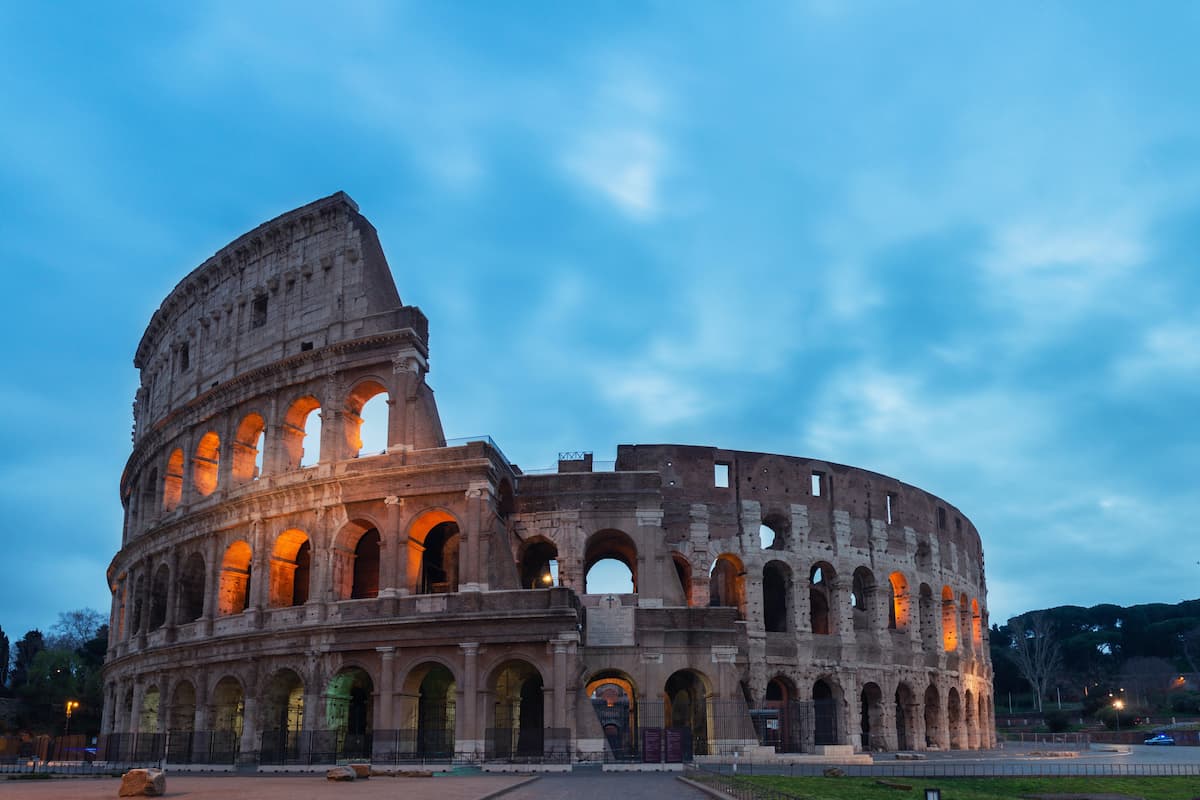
[595,367,706,426]
[563,129,664,220]
[1113,319,1200,387]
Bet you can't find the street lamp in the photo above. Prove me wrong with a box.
[1113,699,1124,733]
[64,700,80,736]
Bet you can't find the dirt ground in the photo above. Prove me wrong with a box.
[0,773,536,800]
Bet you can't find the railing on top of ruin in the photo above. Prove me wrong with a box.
[521,460,617,476]
[442,435,514,469]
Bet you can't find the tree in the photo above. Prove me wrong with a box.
[1008,612,1062,712]
[0,625,9,690]
[48,609,105,651]
[10,630,45,691]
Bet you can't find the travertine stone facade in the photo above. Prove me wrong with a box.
[104,193,994,765]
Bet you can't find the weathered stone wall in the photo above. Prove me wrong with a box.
[103,194,994,764]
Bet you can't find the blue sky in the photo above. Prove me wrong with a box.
[2,2,1198,642]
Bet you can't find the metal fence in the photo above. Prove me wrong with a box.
[484,727,572,763]
[694,760,1200,778]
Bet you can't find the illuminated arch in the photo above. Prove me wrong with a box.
[268,529,312,607]
[193,431,220,496]
[282,395,321,469]
[218,541,252,615]
[231,413,265,483]
[345,379,390,458]
[162,448,184,512]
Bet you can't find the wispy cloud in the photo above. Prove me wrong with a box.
[1114,319,1200,387]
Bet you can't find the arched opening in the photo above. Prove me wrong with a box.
[519,538,559,589]
[889,572,910,630]
[941,586,958,651]
[971,598,983,648]
[231,413,265,483]
[421,521,460,594]
[268,529,312,607]
[586,671,638,759]
[346,380,389,458]
[193,432,220,497]
[762,560,791,633]
[978,693,988,748]
[130,575,145,634]
[665,669,710,758]
[813,679,839,746]
[352,529,381,599]
[162,448,184,512]
[212,676,245,751]
[851,566,875,632]
[326,667,373,758]
[947,687,963,749]
[584,530,638,594]
[763,676,801,753]
[959,592,972,652]
[218,541,252,616]
[810,563,835,635]
[282,395,321,469]
[965,688,978,749]
[860,682,884,751]
[169,682,196,733]
[671,552,693,607]
[919,583,936,651]
[139,468,158,521]
[261,669,305,762]
[139,686,160,733]
[708,554,745,616]
[759,512,789,550]
[148,564,169,630]
[178,553,206,623]
[923,684,942,749]
[895,682,916,751]
[491,660,545,758]
[408,664,456,757]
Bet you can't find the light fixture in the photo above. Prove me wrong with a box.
[924,790,941,800]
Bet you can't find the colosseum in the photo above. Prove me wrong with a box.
[102,192,994,767]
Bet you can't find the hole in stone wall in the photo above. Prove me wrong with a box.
[714,463,729,488]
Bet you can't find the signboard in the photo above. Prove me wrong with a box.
[641,727,662,763]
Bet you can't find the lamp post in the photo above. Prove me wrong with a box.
[1113,699,1124,733]
[64,700,80,736]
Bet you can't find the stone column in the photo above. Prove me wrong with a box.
[302,654,323,733]
[202,535,220,635]
[459,643,480,757]
[165,548,180,637]
[247,515,268,626]
[380,496,403,597]
[376,648,396,731]
[463,485,488,591]
[552,641,568,730]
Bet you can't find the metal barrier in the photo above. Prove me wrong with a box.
[484,727,572,763]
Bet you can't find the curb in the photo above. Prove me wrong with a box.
[676,775,736,800]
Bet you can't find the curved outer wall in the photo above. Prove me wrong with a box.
[104,194,994,764]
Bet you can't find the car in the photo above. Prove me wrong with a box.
[1143,733,1176,745]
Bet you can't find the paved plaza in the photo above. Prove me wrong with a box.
[4,746,1200,799]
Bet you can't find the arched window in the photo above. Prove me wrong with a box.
[520,538,559,589]
[584,530,637,594]
[162,448,184,512]
[178,553,206,623]
[888,572,910,630]
[759,512,789,550]
[148,564,170,630]
[919,583,937,651]
[941,585,958,651]
[218,541,252,615]
[232,413,265,483]
[283,395,321,469]
[671,552,692,606]
[269,529,312,607]
[193,432,220,496]
[346,380,389,458]
[810,563,835,635]
[708,554,744,616]
[851,567,875,632]
[971,598,983,647]
[420,522,460,594]
[352,528,381,599]
[763,561,791,633]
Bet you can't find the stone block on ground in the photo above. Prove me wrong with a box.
[350,763,370,778]
[326,766,356,781]
[118,768,165,797]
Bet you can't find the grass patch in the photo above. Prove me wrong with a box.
[737,774,1200,800]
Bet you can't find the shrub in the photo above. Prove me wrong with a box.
[1096,706,1141,730]
[1044,710,1073,732]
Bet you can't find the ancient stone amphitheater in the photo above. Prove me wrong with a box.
[102,192,994,767]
